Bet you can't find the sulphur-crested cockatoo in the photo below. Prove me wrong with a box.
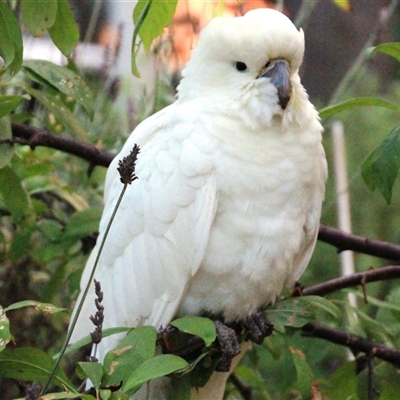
[71,8,327,399]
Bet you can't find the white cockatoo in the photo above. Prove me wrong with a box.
[71,8,327,399]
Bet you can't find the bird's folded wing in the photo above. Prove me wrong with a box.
[70,115,218,351]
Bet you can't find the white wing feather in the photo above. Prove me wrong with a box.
[70,104,218,358]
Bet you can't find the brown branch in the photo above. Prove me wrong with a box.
[301,265,400,297]
[318,224,400,262]
[7,122,114,167]
[302,322,400,368]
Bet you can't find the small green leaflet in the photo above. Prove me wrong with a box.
[121,354,188,395]
[0,2,23,82]
[0,116,14,168]
[4,300,66,314]
[23,60,94,118]
[0,347,75,391]
[361,125,400,204]
[132,0,178,76]
[21,0,58,37]
[0,306,11,352]
[0,95,24,119]
[319,97,398,119]
[76,362,103,390]
[49,0,80,56]
[171,316,216,346]
[370,42,400,64]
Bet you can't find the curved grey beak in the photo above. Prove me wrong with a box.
[259,60,291,110]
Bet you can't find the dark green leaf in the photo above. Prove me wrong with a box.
[319,97,398,119]
[10,226,34,262]
[23,60,94,118]
[0,347,75,391]
[289,346,314,399]
[21,0,57,37]
[361,125,400,204]
[267,298,315,327]
[298,295,342,322]
[63,207,102,239]
[36,219,63,241]
[0,116,14,168]
[122,354,189,395]
[22,86,88,141]
[0,306,11,352]
[0,2,23,82]
[103,326,157,386]
[371,43,400,63]
[0,95,24,118]
[76,362,103,390]
[40,393,95,400]
[171,316,216,347]
[325,361,359,400]
[4,300,67,314]
[0,165,29,221]
[132,0,178,76]
[49,0,80,56]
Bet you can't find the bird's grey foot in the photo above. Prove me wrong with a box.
[214,320,241,372]
[244,311,273,344]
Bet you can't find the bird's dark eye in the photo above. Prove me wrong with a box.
[235,61,247,72]
[265,61,271,69]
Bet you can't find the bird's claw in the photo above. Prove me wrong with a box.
[244,311,273,344]
[214,320,241,372]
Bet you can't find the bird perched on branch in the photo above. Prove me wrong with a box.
[71,8,327,399]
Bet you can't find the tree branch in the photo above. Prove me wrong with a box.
[8,122,114,167]
[301,265,400,297]
[302,322,400,368]
[7,125,400,264]
[318,224,400,261]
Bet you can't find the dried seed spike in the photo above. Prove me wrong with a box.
[90,280,104,345]
[117,144,141,184]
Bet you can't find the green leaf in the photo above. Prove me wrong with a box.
[36,219,63,241]
[298,295,342,322]
[4,300,67,314]
[10,226,34,262]
[132,0,178,76]
[0,95,24,119]
[171,316,216,347]
[122,354,189,395]
[63,207,102,239]
[0,116,14,168]
[289,346,314,399]
[0,2,23,82]
[76,362,103,390]
[21,0,58,37]
[371,43,400,63]
[23,60,94,118]
[48,0,80,56]
[325,361,359,400]
[361,125,400,204]
[0,165,29,221]
[22,86,88,142]
[0,306,11,352]
[38,393,95,400]
[0,347,76,391]
[319,97,398,119]
[267,298,315,327]
[103,326,157,386]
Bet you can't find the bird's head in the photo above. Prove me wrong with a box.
[177,8,307,127]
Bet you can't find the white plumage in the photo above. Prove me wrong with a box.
[71,8,327,399]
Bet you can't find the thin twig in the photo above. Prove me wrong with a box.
[301,266,400,297]
[302,322,400,368]
[9,122,114,167]
[318,225,400,261]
